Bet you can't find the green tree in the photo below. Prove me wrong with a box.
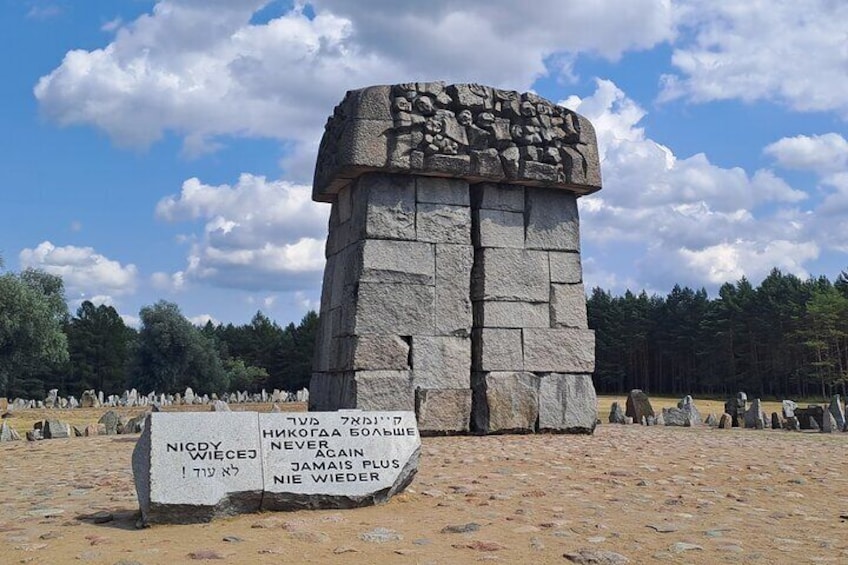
[0,267,69,397]
[66,300,136,396]
[131,301,228,394]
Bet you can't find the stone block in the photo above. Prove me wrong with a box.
[43,419,70,439]
[473,209,524,248]
[416,177,470,206]
[472,372,539,434]
[309,372,355,411]
[259,411,420,510]
[415,389,472,435]
[434,244,473,336]
[354,283,434,335]
[525,187,580,251]
[473,301,550,329]
[351,174,416,240]
[550,283,588,328]
[471,248,549,302]
[353,371,415,412]
[337,334,411,371]
[132,412,264,525]
[416,203,472,244]
[471,183,524,212]
[538,374,597,433]
[359,239,435,285]
[575,113,602,188]
[411,336,471,389]
[471,328,523,371]
[313,118,393,202]
[549,251,582,283]
[522,328,595,373]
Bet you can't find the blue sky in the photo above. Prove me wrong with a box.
[2,0,847,327]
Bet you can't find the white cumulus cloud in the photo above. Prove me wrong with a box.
[19,241,139,299]
[564,80,815,291]
[155,173,328,291]
[34,0,675,169]
[661,1,848,118]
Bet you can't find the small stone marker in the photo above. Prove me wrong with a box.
[133,411,420,525]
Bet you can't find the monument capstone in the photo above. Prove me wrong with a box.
[309,82,602,434]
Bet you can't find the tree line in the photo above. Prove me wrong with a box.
[5,258,848,401]
[0,261,317,399]
[588,268,848,400]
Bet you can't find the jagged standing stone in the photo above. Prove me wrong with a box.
[828,395,845,430]
[43,420,70,439]
[704,413,718,427]
[771,412,783,429]
[743,399,766,429]
[0,421,20,442]
[98,410,120,435]
[782,399,797,418]
[718,413,732,429]
[608,401,626,424]
[625,390,654,424]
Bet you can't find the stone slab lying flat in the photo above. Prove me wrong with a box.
[133,411,420,525]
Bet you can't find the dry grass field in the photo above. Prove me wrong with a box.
[1,396,844,564]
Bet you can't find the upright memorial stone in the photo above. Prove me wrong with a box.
[309,82,602,435]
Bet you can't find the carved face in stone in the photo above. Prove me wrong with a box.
[394,97,412,112]
[476,112,495,128]
[457,109,473,126]
[520,101,537,117]
[424,117,443,134]
[414,96,436,116]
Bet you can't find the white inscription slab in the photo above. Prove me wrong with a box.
[259,411,420,509]
[132,411,421,523]
[133,412,263,524]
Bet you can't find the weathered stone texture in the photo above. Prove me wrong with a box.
[354,283,435,335]
[415,388,472,434]
[538,374,597,434]
[359,239,435,285]
[525,188,580,251]
[472,183,524,212]
[522,328,595,373]
[411,336,471,389]
[550,283,588,328]
[472,328,523,371]
[472,372,540,434]
[549,251,583,283]
[473,301,550,329]
[434,244,473,336]
[417,203,472,244]
[472,248,549,302]
[474,209,524,249]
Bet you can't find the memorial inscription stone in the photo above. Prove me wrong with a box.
[132,411,419,525]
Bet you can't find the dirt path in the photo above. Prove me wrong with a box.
[2,423,846,564]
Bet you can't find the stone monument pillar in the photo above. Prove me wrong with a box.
[309,82,602,435]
